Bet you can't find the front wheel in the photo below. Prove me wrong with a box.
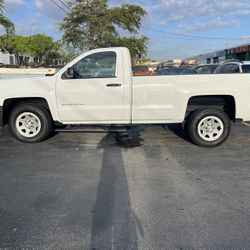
[185,109,231,147]
[9,104,52,143]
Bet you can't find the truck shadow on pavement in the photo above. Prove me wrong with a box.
[90,134,143,250]
[163,124,190,142]
[114,125,190,147]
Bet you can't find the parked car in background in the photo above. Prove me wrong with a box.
[194,64,219,74]
[155,62,168,72]
[158,67,196,75]
[214,61,250,74]
[132,65,156,76]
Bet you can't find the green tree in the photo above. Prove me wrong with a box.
[115,36,149,62]
[15,36,30,54]
[60,0,147,54]
[0,34,22,64]
[0,0,14,33]
[0,34,61,66]
[0,34,15,54]
[28,34,60,64]
[0,35,32,65]
[59,42,79,63]
[12,36,31,65]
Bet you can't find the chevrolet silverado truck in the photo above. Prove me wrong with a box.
[0,47,250,147]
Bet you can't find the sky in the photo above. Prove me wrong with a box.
[2,0,250,60]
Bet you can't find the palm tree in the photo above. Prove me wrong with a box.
[0,0,14,33]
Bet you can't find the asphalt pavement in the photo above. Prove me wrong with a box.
[0,124,250,250]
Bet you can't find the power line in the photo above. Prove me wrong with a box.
[57,0,70,11]
[49,0,68,14]
[141,27,250,41]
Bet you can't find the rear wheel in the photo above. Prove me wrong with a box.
[185,108,231,147]
[9,104,52,142]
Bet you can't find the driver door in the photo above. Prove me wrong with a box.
[56,49,128,123]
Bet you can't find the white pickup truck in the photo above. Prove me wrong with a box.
[0,47,250,146]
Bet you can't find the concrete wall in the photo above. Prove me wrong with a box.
[0,52,63,66]
[0,52,36,65]
[0,52,11,64]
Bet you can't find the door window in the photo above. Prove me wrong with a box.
[222,64,234,73]
[195,66,209,74]
[231,64,240,73]
[64,51,117,79]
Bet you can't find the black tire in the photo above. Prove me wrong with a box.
[185,108,231,147]
[8,104,52,143]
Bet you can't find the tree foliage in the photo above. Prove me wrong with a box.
[0,34,61,65]
[59,42,79,63]
[0,0,14,34]
[0,35,30,65]
[0,34,16,54]
[115,36,148,60]
[60,0,148,58]
[28,34,60,63]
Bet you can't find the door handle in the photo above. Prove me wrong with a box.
[106,83,122,87]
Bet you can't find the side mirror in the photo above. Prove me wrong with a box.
[65,67,74,78]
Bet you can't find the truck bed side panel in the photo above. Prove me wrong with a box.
[132,74,250,123]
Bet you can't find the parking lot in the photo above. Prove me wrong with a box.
[0,124,250,249]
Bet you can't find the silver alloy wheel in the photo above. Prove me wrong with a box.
[197,116,224,142]
[15,112,42,138]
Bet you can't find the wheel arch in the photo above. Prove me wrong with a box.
[2,97,53,126]
[185,95,236,121]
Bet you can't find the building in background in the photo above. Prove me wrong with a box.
[225,44,250,61]
[186,43,250,65]
[0,52,16,65]
[0,52,34,66]
[0,52,63,66]
[185,49,225,65]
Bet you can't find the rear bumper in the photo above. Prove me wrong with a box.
[0,106,3,135]
[0,106,3,127]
